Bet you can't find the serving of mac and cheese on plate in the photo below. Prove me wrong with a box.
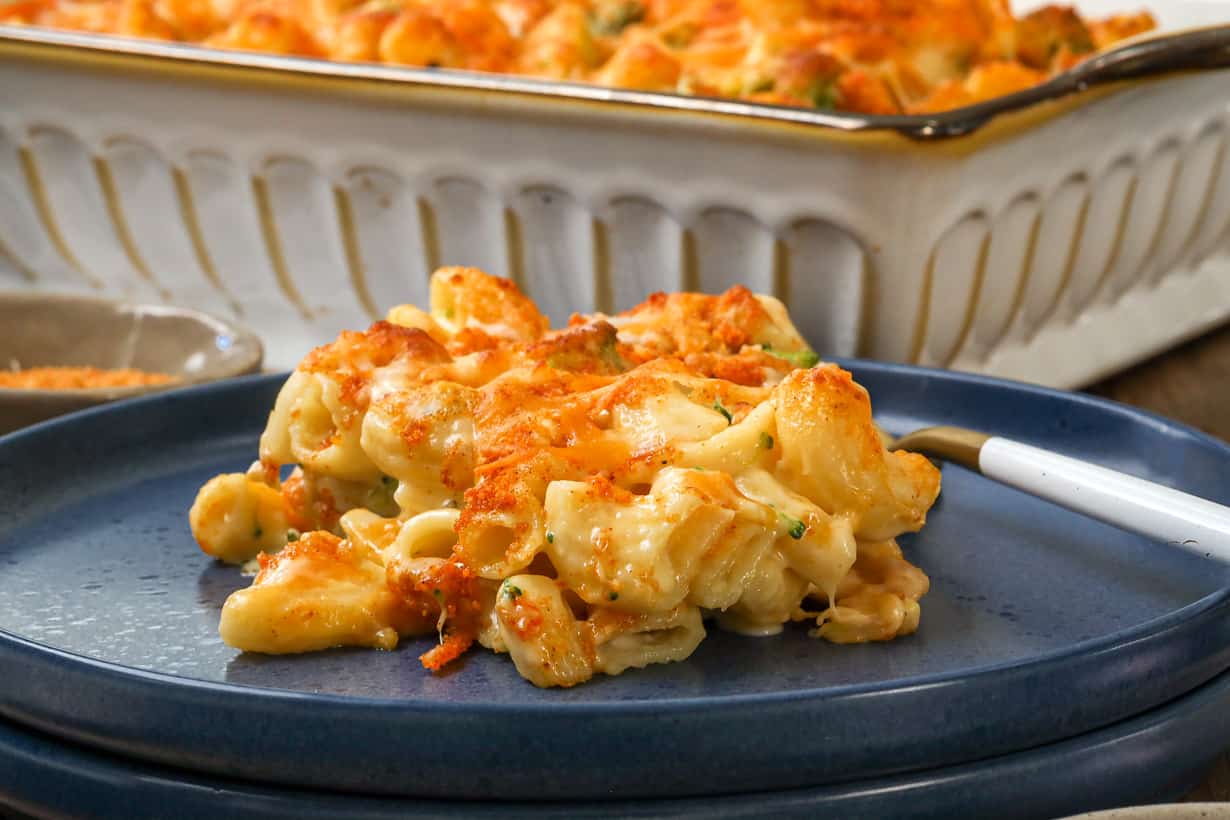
[1,297,1227,802]
[190,267,940,687]
[2,0,1155,114]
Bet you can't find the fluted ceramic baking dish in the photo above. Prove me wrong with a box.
[1,2,1229,381]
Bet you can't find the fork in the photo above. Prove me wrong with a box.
[889,426,1230,563]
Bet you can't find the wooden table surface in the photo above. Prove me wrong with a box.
[1088,321,1230,801]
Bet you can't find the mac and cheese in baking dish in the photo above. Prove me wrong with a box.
[3,0,1154,114]
[190,267,941,687]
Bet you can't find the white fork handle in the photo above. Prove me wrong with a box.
[979,437,1230,563]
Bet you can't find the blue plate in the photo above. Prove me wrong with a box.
[1,365,1229,801]
[3,662,1230,819]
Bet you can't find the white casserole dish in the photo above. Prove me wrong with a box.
[1,2,1229,381]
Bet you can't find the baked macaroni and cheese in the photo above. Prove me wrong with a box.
[189,267,941,687]
[3,0,1155,114]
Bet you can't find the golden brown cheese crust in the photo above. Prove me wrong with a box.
[6,0,1154,114]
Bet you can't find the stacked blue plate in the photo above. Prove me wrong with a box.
[2,364,1229,819]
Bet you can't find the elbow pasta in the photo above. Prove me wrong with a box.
[5,0,1155,114]
[189,266,942,687]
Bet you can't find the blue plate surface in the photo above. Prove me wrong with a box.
[3,662,1230,819]
[0,365,1229,800]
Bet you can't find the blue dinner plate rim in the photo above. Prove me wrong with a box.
[2,642,1229,818]
[1,361,1227,716]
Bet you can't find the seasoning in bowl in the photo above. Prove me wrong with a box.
[0,365,176,391]
[0,292,262,435]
